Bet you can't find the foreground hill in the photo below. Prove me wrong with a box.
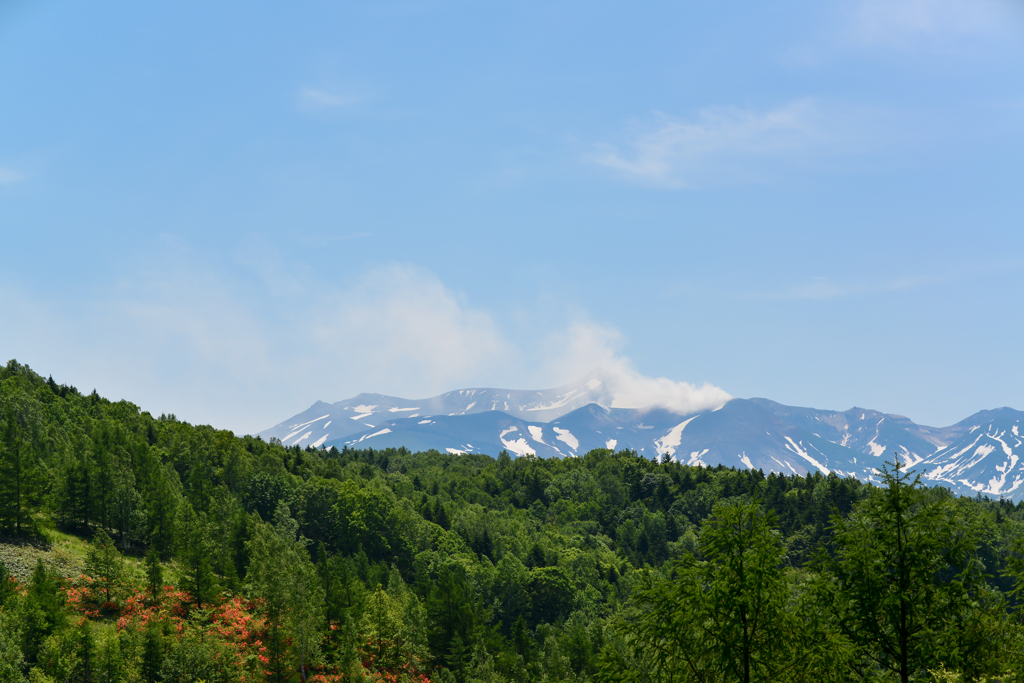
[6,359,1024,682]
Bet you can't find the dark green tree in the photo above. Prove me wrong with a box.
[141,624,163,683]
[21,560,64,663]
[75,621,96,683]
[145,548,163,605]
[174,499,214,609]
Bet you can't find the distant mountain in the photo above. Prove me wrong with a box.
[257,374,615,449]
[921,409,1024,498]
[259,382,1024,500]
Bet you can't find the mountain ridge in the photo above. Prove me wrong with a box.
[259,383,1024,500]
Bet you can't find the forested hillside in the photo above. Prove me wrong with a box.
[3,358,1024,682]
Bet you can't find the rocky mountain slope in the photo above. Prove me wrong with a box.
[260,382,1024,500]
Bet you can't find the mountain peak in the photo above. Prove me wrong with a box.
[260,382,1024,501]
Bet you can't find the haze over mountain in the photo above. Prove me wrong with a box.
[260,375,1024,501]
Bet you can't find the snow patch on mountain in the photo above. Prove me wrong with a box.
[654,416,699,460]
[687,449,710,467]
[784,437,831,475]
[355,428,391,442]
[287,414,330,431]
[553,427,578,451]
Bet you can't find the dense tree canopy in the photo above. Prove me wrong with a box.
[2,359,1024,682]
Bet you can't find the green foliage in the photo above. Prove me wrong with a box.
[141,624,163,683]
[0,609,27,683]
[85,528,125,605]
[160,628,241,683]
[0,561,16,607]
[823,457,1008,683]
[20,561,64,664]
[599,499,846,683]
[246,504,325,682]
[175,499,215,608]
[7,359,1024,683]
[144,548,162,605]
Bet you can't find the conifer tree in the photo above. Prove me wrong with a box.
[141,625,163,683]
[0,405,38,535]
[824,456,1004,683]
[76,621,96,683]
[599,499,833,683]
[246,505,325,683]
[144,548,163,605]
[174,499,214,608]
[0,610,26,683]
[21,560,64,663]
[85,527,125,605]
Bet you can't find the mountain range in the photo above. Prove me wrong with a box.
[258,376,1024,501]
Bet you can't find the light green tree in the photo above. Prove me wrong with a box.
[824,456,1005,683]
[0,609,27,683]
[598,499,842,683]
[246,504,325,683]
[85,528,125,605]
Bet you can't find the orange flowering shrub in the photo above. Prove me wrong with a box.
[59,578,434,682]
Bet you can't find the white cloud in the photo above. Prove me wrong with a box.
[309,264,514,394]
[0,167,24,184]
[534,320,731,414]
[602,358,732,414]
[532,319,622,386]
[850,0,1021,46]
[0,250,731,433]
[590,99,826,186]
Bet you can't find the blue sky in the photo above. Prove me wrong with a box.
[1,0,1022,434]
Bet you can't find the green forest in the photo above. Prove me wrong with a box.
[3,359,1024,683]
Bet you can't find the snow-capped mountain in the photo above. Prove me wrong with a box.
[259,382,1024,500]
[258,374,625,449]
[921,409,1024,498]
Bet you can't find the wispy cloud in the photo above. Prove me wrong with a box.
[297,87,364,111]
[849,0,1022,46]
[305,232,373,247]
[752,259,1024,301]
[0,248,731,433]
[757,274,941,301]
[0,167,24,184]
[590,99,827,186]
